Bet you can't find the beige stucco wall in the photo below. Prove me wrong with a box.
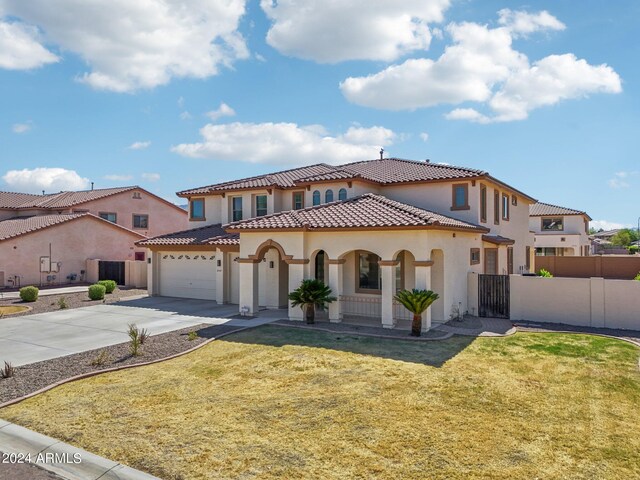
[77,188,187,237]
[0,217,146,287]
[530,215,590,256]
[510,275,640,330]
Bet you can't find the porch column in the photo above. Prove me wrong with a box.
[414,260,433,332]
[287,259,308,321]
[215,248,225,304]
[238,258,259,315]
[327,259,345,322]
[379,260,398,329]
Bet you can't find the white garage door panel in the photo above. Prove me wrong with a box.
[159,252,216,300]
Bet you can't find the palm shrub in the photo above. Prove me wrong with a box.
[394,289,440,337]
[88,284,106,300]
[98,280,117,294]
[537,268,553,278]
[635,272,640,281]
[288,279,336,324]
[19,286,39,302]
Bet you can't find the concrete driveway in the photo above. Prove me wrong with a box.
[0,297,283,366]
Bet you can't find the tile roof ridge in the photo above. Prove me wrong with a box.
[339,157,487,174]
[533,201,585,213]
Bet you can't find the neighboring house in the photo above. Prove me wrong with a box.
[529,202,591,256]
[140,158,536,330]
[590,229,621,242]
[0,186,187,287]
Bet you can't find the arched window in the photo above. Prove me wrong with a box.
[312,190,321,206]
[338,188,347,201]
[315,250,326,283]
[325,189,334,203]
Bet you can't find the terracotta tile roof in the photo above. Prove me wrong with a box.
[178,158,487,196]
[178,164,337,195]
[226,193,488,232]
[0,187,138,210]
[137,224,239,246]
[0,213,145,241]
[482,234,515,245]
[530,202,590,218]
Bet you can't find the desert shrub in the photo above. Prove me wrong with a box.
[635,272,640,281]
[537,268,553,278]
[128,323,143,356]
[629,245,639,255]
[139,328,149,345]
[187,331,198,341]
[57,297,68,309]
[90,349,109,367]
[88,284,106,300]
[19,286,39,302]
[98,280,117,294]
[1,361,15,379]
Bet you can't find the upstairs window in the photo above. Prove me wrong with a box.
[338,188,347,201]
[451,184,469,210]
[480,184,487,222]
[255,195,267,217]
[99,212,117,223]
[133,214,148,229]
[312,190,321,206]
[494,191,500,225]
[292,191,304,210]
[542,217,563,231]
[502,193,510,221]
[325,189,334,203]
[190,198,205,220]
[232,197,243,221]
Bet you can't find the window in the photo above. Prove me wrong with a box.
[315,250,326,283]
[536,247,560,256]
[451,184,469,210]
[338,188,347,201]
[134,252,145,261]
[494,191,500,224]
[325,189,334,203]
[292,191,304,210]
[232,197,243,222]
[470,248,480,265]
[502,193,509,221]
[507,247,514,274]
[312,190,321,206]
[133,214,148,229]
[480,184,487,223]
[357,251,381,292]
[190,198,205,220]
[511,195,518,206]
[255,195,267,217]
[541,217,563,231]
[99,212,117,223]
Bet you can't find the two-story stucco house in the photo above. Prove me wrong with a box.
[0,186,187,287]
[140,158,536,330]
[529,202,591,257]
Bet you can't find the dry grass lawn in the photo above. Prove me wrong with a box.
[2,325,639,480]
[0,305,30,315]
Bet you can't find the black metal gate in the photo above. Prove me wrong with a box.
[478,274,510,318]
[98,261,125,285]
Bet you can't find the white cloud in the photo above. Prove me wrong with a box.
[607,171,636,189]
[177,96,185,109]
[0,19,59,70]
[420,132,430,142]
[1,0,249,92]
[179,111,193,121]
[590,220,632,231]
[12,122,31,133]
[104,174,133,182]
[497,9,565,37]
[128,141,151,150]
[261,0,450,63]
[172,122,396,165]
[341,11,621,122]
[205,102,236,121]
[2,167,89,193]
[141,172,160,182]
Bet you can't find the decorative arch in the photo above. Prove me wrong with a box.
[338,188,347,201]
[249,239,293,262]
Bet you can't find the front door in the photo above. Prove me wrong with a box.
[484,248,498,275]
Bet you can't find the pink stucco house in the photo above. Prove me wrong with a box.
[0,186,187,288]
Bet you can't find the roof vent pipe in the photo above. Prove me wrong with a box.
[425,159,430,163]
[91,182,94,190]
[379,148,384,160]
[42,190,45,195]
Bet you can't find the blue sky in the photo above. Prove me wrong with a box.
[0,0,638,229]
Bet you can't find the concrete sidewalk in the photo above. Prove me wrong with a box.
[0,297,283,366]
[0,419,159,479]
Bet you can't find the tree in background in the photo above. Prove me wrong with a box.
[610,228,639,246]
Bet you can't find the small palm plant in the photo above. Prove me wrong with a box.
[394,289,440,337]
[288,279,336,324]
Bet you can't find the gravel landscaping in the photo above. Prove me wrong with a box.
[0,288,147,317]
[0,323,241,405]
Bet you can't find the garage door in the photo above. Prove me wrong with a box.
[159,252,216,300]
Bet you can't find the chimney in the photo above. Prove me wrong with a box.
[91,182,94,191]
[379,148,384,160]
